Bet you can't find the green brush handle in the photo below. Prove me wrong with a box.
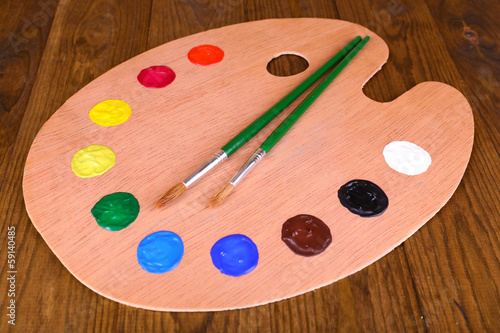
[221,36,362,157]
[260,36,370,153]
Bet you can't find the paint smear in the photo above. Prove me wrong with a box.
[137,65,176,88]
[188,45,224,66]
[91,192,140,231]
[71,144,115,178]
[89,99,132,126]
[210,234,258,277]
[281,214,332,256]
[383,141,432,175]
[137,231,184,274]
[338,180,389,217]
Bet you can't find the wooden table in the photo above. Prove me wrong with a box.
[1,0,498,331]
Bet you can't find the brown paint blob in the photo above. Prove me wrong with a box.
[281,214,332,257]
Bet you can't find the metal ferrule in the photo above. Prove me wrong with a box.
[182,149,227,187]
[229,148,266,186]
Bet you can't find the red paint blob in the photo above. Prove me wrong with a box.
[137,65,176,88]
[188,45,224,66]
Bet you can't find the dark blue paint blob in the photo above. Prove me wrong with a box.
[210,234,259,277]
[137,231,184,274]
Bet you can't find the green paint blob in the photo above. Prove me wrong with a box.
[91,192,140,231]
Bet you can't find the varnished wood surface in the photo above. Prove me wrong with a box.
[0,0,498,331]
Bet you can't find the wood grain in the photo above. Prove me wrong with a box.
[22,18,473,311]
[1,0,499,331]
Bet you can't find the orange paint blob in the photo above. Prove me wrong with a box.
[188,45,224,66]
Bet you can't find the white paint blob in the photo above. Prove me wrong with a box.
[383,141,432,176]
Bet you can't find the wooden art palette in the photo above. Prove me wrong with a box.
[23,18,474,311]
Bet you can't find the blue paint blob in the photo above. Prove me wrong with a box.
[137,231,184,274]
[210,234,259,277]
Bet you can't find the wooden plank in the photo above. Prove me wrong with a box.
[417,0,500,331]
[341,0,500,331]
[0,0,57,150]
[0,0,58,243]
[0,1,60,332]
[0,0,152,332]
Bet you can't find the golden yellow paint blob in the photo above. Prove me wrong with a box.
[89,100,132,126]
[71,145,116,178]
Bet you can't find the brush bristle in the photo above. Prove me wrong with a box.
[210,183,234,208]
[157,183,187,208]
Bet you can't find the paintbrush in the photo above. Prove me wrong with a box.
[157,36,363,208]
[210,36,370,207]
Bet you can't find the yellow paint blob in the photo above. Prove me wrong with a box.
[71,145,116,178]
[89,100,132,126]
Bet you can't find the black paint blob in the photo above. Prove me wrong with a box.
[338,179,389,217]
